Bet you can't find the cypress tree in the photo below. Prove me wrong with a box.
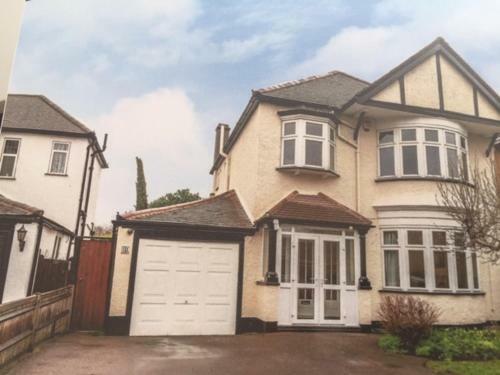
[135,156,148,210]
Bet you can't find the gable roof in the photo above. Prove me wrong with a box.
[0,194,43,216]
[258,191,372,228]
[342,37,500,112]
[0,94,108,168]
[257,71,369,109]
[121,190,254,231]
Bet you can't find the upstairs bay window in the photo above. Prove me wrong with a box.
[281,119,335,172]
[378,127,469,181]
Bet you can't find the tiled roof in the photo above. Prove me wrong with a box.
[260,191,371,227]
[0,195,43,216]
[0,94,92,135]
[122,190,254,230]
[256,71,369,109]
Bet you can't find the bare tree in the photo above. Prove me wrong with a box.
[437,161,500,263]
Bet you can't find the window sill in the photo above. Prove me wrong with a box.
[375,176,473,186]
[276,166,339,178]
[379,288,485,296]
[256,280,280,286]
[0,176,15,180]
[45,173,68,177]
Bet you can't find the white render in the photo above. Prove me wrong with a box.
[0,132,102,235]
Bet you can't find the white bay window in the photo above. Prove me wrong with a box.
[281,119,335,172]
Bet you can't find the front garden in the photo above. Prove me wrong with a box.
[377,295,500,374]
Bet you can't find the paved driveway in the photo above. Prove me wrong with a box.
[2,332,431,375]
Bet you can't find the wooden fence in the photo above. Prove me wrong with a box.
[0,285,73,367]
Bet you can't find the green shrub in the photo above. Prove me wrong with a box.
[416,328,500,361]
[377,295,440,353]
[378,334,404,353]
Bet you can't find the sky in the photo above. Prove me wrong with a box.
[9,0,500,225]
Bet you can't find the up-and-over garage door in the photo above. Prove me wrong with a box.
[130,239,239,336]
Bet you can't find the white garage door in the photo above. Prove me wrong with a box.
[130,239,239,336]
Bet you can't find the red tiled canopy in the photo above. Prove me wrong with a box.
[259,191,371,227]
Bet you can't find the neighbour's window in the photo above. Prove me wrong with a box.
[262,228,269,277]
[281,234,292,283]
[49,142,70,174]
[52,235,63,259]
[281,119,335,171]
[377,127,468,180]
[0,139,20,178]
[381,228,479,292]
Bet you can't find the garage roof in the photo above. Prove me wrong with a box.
[258,191,372,228]
[0,194,43,216]
[121,190,254,231]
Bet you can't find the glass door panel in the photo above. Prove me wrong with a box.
[297,288,315,320]
[323,241,339,285]
[324,289,340,320]
[294,238,317,322]
[298,239,315,284]
[321,240,342,322]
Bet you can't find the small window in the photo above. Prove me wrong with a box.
[281,235,292,283]
[329,126,335,141]
[0,139,20,177]
[432,231,447,246]
[262,228,269,277]
[379,131,394,144]
[445,132,456,145]
[454,232,465,248]
[433,251,450,288]
[379,147,395,176]
[305,139,322,166]
[49,142,70,174]
[425,129,439,142]
[407,230,423,245]
[384,250,400,287]
[402,145,418,175]
[283,139,296,165]
[426,146,441,176]
[305,122,323,137]
[409,250,426,288]
[383,231,398,245]
[460,136,466,149]
[52,235,63,259]
[401,129,416,142]
[284,122,296,136]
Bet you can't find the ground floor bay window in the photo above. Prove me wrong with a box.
[382,228,480,293]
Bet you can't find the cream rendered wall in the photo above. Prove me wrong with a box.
[109,227,134,316]
[0,132,101,235]
[404,55,440,109]
[441,57,475,115]
[3,222,38,302]
[373,81,401,104]
[477,92,500,121]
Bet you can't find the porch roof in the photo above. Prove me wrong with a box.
[0,194,43,216]
[258,191,372,228]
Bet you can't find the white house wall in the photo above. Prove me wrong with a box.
[38,226,71,260]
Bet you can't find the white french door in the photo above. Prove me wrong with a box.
[290,234,358,326]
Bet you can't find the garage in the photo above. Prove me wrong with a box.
[130,239,239,336]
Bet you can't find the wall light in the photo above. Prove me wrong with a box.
[17,225,27,252]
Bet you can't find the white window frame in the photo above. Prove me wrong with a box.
[377,126,469,181]
[0,138,21,178]
[380,227,480,293]
[280,118,336,172]
[48,141,71,175]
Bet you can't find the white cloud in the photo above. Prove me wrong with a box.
[91,88,211,223]
[292,0,500,90]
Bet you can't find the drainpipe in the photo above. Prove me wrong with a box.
[27,216,44,296]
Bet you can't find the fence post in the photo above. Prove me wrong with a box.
[29,294,42,351]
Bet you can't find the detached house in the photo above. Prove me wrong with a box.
[0,94,107,302]
[107,38,500,336]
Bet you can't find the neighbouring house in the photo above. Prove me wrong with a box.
[106,37,500,336]
[0,94,108,302]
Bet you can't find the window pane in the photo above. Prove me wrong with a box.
[324,241,339,285]
[305,139,322,166]
[462,152,468,181]
[409,250,426,288]
[383,231,398,245]
[471,252,479,289]
[460,136,466,149]
[345,239,355,286]
[281,235,291,283]
[379,147,395,176]
[53,142,69,151]
[262,229,269,276]
[445,132,456,145]
[0,155,15,177]
[454,232,465,248]
[283,139,295,165]
[455,251,468,289]
[401,129,416,142]
[3,140,19,154]
[408,230,423,245]
[50,152,67,174]
[379,131,394,144]
[426,146,441,176]
[324,289,340,320]
[384,250,400,287]
[425,129,439,142]
[329,126,335,141]
[298,239,315,284]
[306,122,323,136]
[447,148,459,178]
[434,251,450,288]
[284,122,296,136]
[329,144,335,170]
[432,231,447,246]
[402,145,418,175]
[297,288,315,319]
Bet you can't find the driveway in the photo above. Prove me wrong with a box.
[1,332,431,375]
